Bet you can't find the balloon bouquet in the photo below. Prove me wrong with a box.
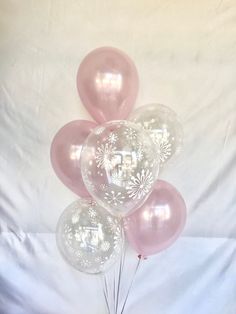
[50,47,187,313]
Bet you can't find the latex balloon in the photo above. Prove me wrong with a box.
[124,180,187,257]
[77,47,139,123]
[80,120,160,216]
[130,104,183,165]
[50,120,97,197]
[56,199,123,274]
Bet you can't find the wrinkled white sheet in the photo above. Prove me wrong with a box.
[0,1,236,313]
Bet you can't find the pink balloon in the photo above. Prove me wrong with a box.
[124,180,187,257]
[77,47,139,123]
[50,120,97,197]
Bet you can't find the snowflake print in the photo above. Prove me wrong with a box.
[107,216,120,232]
[66,245,76,255]
[88,208,97,218]
[75,250,82,258]
[124,127,137,141]
[136,145,144,161]
[127,169,154,200]
[66,233,73,242]
[104,190,125,206]
[87,199,97,207]
[64,224,72,234]
[74,230,82,242]
[71,212,80,224]
[108,132,118,144]
[159,138,172,162]
[100,183,108,191]
[95,143,116,169]
[94,126,105,135]
[111,171,123,185]
[141,121,152,130]
[107,216,114,224]
[101,241,111,252]
[94,256,102,263]
[151,132,172,163]
[63,224,73,243]
[80,259,91,268]
[150,128,170,145]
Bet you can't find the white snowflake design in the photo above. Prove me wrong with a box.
[94,256,102,263]
[104,190,125,206]
[64,224,72,234]
[142,121,152,130]
[126,169,154,200]
[95,143,116,169]
[88,208,97,218]
[159,138,172,162]
[71,211,81,224]
[100,183,108,191]
[63,224,73,244]
[111,171,123,185]
[107,132,118,144]
[136,145,144,161]
[87,199,97,207]
[151,133,172,163]
[107,216,120,232]
[74,230,82,242]
[80,259,92,268]
[94,126,105,135]
[101,241,111,252]
[74,250,82,258]
[124,127,137,141]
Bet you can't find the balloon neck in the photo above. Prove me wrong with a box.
[138,254,147,260]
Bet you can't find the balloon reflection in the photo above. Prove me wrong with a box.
[95,72,122,93]
[153,205,171,221]
[70,144,82,161]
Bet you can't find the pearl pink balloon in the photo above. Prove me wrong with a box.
[124,180,187,257]
[77,47,139,123]
[50,120,97,197]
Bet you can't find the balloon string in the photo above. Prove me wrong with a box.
[120,256,141,314]
[115,244,126,313]
[113,271,116,313]
[102,274,110,314]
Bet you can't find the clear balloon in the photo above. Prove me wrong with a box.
[56,199,123,274]
[124,180,187,257]
[77,47,139,123]
[130,104,183,165]
[81,121,160,216]
[50,120,97,197]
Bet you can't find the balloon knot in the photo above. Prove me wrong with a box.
[138,254,147,260]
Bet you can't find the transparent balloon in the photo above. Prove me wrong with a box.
[56,199,123,274]
[130,104,183,166]
[81,121,160,216]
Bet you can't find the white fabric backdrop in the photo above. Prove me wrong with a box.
[0,0,235,313]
